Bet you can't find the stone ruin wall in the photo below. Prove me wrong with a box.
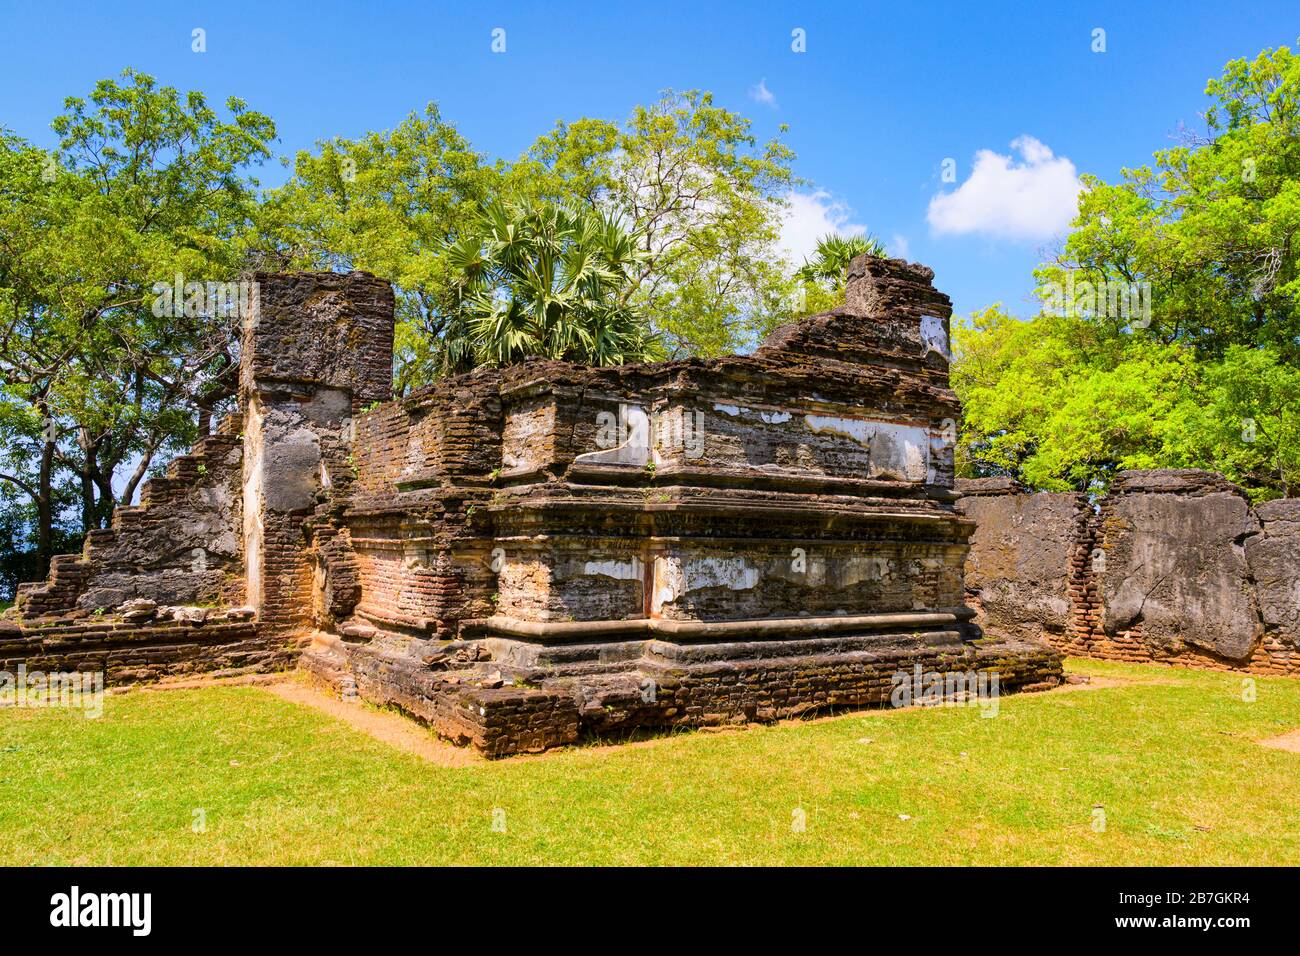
[0,257,1069,756]
[958,471,1300,676]
[1,270,396,682]
[334,254,972,655]
[342,371,502,644]
[3,256,1293,756]
[368,361,967,624]
[299,257,1063,754]
[14,415,246,619]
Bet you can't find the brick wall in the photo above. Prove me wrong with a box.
[240,271,395,631]
[959,470,1300,676]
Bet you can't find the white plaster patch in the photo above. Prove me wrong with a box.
[583,557,644,581]
[920,314,950,361]
[241,396,265,612]
[652,555,684,612]
[712,403,792,426]
[686,557,760,592]
[681,556,759,595]
[775,554,894,588]
[803,415,929,481]
[575,405,651,467]
[651,555,761,611]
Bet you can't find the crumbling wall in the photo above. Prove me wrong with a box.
[343,373,501,641]
[1095,470,1261,662]
[1245,498,1300,660]
[240,270,395,633]
[13,414,246,617]
[7,258,1068,753]
[3,269,398,686]
[300,256,1062,757]
[960,469,1299,676]
[0,618,283,683]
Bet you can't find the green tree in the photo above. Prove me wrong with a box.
[794,233,887,314]
[0,69,275,575]
[954,304,1300,499]
[269,91,799,379]
[442,201,656,369]
[956,44,1300,499]
[258,105,499,392]
[516,91,799,357]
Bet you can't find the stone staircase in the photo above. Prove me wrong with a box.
[12,413,243,618]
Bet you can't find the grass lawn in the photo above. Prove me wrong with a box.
[1,658,1296,866]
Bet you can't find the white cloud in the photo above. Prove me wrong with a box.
[749,78,777,109]
[888,233,910,259]
[927,135,1082,241]
[780,190,867,266]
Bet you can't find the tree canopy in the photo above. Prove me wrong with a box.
[955,44,1300,500]
[5,44,1298,603]
[260,90,800,387]
[441,200,656,369]
[1,69,275,587]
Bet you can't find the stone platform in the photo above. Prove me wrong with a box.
[302,626,1061,757]
[293,255,1062,754]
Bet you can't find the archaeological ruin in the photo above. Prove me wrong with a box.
[959,471,1300,676]
[40,254,1300,755]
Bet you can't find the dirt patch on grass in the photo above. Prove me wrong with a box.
[145,672,285,691]
[1055,675,1143,692]
[261,681,483,767]
[1258,729,1300,754]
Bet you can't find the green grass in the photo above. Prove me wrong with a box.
[1,658,1297,865]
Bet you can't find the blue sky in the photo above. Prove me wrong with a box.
[1,0,1296,318]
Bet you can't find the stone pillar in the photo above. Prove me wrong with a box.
[240,271,394,629]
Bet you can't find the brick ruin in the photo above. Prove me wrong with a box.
[959,471,1300,676]
[2,258,1065,755]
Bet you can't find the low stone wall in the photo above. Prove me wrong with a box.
[0,615,300,684]
[301,634,580,757]
[958,470,1300,676]
[958,478,1083,646]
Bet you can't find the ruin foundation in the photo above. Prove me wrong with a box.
[959,472,1300,676]
[5,259,1063,756]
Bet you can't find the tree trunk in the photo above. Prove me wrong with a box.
[78,427,98,534]
[93,467,116,528]
[35,398,54,578]
[37,433,54,577]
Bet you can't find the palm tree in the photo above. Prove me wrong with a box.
[794,233,887,291]
[442,201,658,371]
